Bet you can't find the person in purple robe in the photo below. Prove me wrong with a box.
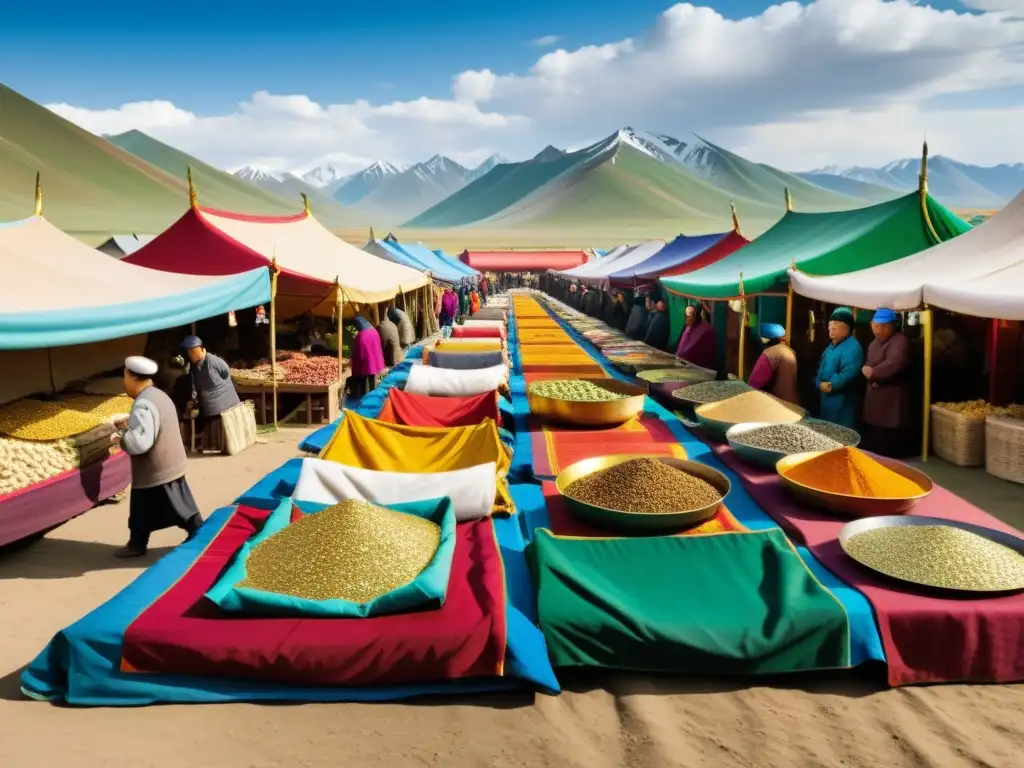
[861,308,915,457]
[675,304,716,371]
[439,287,458,338]
[348,315,386,397]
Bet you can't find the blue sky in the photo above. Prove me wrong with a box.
[6,1,1021,172]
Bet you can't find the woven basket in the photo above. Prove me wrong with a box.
[222,400,257,456]
[985,415,1024,484]
[930,405,986,467]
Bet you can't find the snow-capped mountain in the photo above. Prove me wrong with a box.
[301,164,353,191]
[332,161,405,206]
[233,165,287,184]
[342,156,472,221]
[466,154,508,182]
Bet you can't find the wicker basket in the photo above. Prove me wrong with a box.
[930,405,986,467]
[985,415,1024,484]
[222,400,257,456]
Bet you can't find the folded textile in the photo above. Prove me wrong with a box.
[378,389,500,429]
[429,350,506,369]
[452,325,506,339]
[405,364,508,396]
[293,458,497,521]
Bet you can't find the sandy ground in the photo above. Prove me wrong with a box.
[2,428,1023,768]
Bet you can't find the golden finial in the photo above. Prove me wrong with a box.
[33,171,42,217]
[187,166,198,209]
[730,201,740,235]
[369,226,376,241]
[270,256,278,274]
[784,187,793,212]
[918,138,929,193]
[301,193,310,215]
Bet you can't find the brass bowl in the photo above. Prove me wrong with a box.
[776,450,933,517]
[670,380,752,408]
[695,398,806,442]
[555,454,731,533]
[527,377,647,426]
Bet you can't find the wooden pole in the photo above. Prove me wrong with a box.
[335,278,344,409]
[738,273,747,380]
[270,260,279,429]
[920,308,933,462]
[785,258,795,345]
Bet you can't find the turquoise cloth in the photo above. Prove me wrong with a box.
[814,336,864,428]
[206,497,456,618]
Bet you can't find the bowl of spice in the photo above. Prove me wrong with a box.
[555,454,731,533]
[638,366,718,410]
[670,379,752,408]
[694,391,807,442]
[726,422,843,469]
[799,418,861,448]
[528,377,647,426]
[776,447,933,517]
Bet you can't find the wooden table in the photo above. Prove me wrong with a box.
[233,380,345,426]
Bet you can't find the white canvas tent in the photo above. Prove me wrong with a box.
[574,240,667,289]
[556,244,631,278]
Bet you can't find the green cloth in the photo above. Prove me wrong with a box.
[661,192,971,300]
[531,529,851,675]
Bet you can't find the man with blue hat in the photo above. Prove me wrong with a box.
[111,356,201,558]
[862,307,914,456]
[182,334,240,436]
[748,322,799,405]
[814,307,864,428]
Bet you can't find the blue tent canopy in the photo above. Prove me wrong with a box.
[433,247,480,278]
[608,232,730,284]
[363,239,467,284]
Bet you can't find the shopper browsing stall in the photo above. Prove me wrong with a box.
[747,323,799,405]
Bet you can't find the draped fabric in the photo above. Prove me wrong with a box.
[377,389,501,428]
[320,410,514,513]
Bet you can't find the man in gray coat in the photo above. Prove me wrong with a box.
[182,335,241,426]
[112,356,202,558]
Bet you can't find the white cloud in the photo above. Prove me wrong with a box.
[531,34,563,47]
[44,0,1024,172]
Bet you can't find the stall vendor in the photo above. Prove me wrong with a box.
[644,297,671,351]
[624,294,649,340]
[378,310,402,367]
[388,306,416,349]
[608,291,629,331]
[182,335,240,426]
[747,323,799,405]
[112,356,202,559]
[675,304,716,370]
[458,284,470,320]
[862,308,914,456]
[814,307,864,429]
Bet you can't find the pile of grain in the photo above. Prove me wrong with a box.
[563,457,722,513]
[671,380,752,404]
[697,391,803,425]
[531,380,628,402]
[730,423,841,454]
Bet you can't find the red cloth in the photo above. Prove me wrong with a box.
[120,505,508,686]
[377,390,500,428]
[701,437,1024,685]
[460,250,588,272]
[452,325,506,339]
[530,413,688,478]
[542,482,745,538]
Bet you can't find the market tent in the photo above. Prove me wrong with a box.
[125,205,429,316]
[363,237,464,284]
[96,234,155,258]
[460,250,589,272]
[385,235,479,280]
[574,241,667,288]
[431,247,479,278]
[607,231,749,290]
[660,190,969,300]
[556,244,630,278]
[789,191,1024,319]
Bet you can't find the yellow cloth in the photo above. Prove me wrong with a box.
[319,410,515,514]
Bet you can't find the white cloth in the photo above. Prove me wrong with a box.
[293,458,497,521]
[405,363,507,396]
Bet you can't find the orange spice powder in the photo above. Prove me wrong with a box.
[783,447,924,498]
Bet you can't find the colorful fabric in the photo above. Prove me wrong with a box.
[206,497,456,618]
[701,437,1024,685]
[378,389,500,428]
[530,411,688,478]
[451,325,506,339]
[542,482,745,537]
[531,528,851,674]
[351,326,386,377]
[429,349,505,369]
[433,338,504,352]
[319,410,514,514]
[120,504,507,686]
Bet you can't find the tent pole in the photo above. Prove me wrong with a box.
[988,318,999,405]
[785,259,795,345]
[336,279,344,409]
[269,261,279,429]
[920,308,933,462]
[737,273,747,380]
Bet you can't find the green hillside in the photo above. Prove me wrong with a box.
[108,130,357,229]
[0,83,188,235]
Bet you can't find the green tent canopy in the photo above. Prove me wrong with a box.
[660,191,970,300]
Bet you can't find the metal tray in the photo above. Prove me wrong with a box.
[527,377,647,427]
[839,515,1024,593]
[556,454,731,534]
[670,380,752,407]
[695,398,806,442]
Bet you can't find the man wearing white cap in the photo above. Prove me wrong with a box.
[110,356,202,558]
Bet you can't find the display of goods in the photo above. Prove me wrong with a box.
[230,364,282,385]
[0,436,80,496]
[802,420,860,446]
[0,398,121,441]
[563,458,722,513]
[935,400,1024,420]
[231,352,341,386]
[59,394,133,420]
[697,391,804,425]
[671,380,752,404]
[530,380,629,402]
[83,377,126,396]
[638,369,712,384]
[845,525,1024,591]
[730,424,841,454]
[239,500,440,601]
[781,447,924,498]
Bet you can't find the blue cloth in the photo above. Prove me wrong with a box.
[814,336,865,429]
[527,297,885,668]
[872,308,897,324]
[0,267,270,351]
[206,497,457,618]
[759,322,786,340]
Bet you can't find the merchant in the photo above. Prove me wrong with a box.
[675,304,716,370]
[608,290,629,331]
[861,308,914,456]
[377,310,402,367]
[644,296,672,351]
[349,315,386,396]
[112,356,202,559]
[181,335,240,430]
[747,323,799,405]
[624,293,649,340]
[388,305,416,349]
[814,307,864,429]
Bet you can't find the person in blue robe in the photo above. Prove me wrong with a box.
[814,307,864,429]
